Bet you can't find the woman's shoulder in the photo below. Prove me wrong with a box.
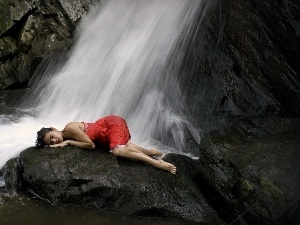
[64,122,84,130]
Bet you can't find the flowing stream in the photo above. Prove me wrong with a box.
[0,0,202,169]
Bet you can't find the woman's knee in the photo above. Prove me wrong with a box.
[126,142,134,148]
[111,147,124,156]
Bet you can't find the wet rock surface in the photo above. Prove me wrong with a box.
[198,116,300,225]
[4,148,224,225]
[179,0,300,134]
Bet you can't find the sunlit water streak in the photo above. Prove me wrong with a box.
[0,0,202,169]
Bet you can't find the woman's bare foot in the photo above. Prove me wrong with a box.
[157,160,176,174]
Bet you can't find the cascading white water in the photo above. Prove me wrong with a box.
[0,0,202,169]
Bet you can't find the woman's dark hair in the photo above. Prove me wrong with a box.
[35,127,52,148]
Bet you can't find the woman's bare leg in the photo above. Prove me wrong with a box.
[126,142,164,157]
[112,147,176,174]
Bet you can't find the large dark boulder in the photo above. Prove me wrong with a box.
[4,147,224,225]
[198,116,300,225]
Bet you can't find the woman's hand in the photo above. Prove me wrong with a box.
[49,140,69,148]
[50,127,58,131]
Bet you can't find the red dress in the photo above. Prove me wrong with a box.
[82,115,131,149]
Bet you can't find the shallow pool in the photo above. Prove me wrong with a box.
[0,190,193,225]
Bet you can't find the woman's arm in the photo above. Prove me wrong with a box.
[50,122,95,149]
[51,139,95,149]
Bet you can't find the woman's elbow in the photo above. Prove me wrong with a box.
[89,143,95,149]
[84,142,95,149]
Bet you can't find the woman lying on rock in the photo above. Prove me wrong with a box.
[35,115,176,174]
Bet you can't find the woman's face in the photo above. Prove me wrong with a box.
[44,130,63,145]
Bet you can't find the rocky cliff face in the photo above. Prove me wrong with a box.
[180,0,300,134]
[0,0,101,89]
[177,1,300,224]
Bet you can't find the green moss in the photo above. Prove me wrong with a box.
[259,176,283,199]
[238,178,255,198]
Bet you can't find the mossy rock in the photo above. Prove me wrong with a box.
[198,116,300,225]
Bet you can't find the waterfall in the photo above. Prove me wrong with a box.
[0,0,202,169]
